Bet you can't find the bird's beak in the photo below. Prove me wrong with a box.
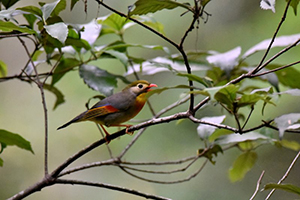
[147,83,158,91]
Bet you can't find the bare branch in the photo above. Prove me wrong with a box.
[56,179,172,200]
[252,0,292,74]
[119,159,208,184]
[250,170,265,200]
[265,151,300,200]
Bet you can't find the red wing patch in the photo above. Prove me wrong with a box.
[81,105,119,120]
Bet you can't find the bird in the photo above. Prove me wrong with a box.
[57,80,157,142]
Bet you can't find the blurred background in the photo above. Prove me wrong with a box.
[1,0,300,199]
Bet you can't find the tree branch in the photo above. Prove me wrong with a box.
[56,179,172,200]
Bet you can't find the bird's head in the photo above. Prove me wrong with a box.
[124,80,157,96]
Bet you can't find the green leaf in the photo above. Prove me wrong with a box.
[51,58,80,86]
[229,151,257,182]
[177,73,209,87]
[98,13,131,36]
[288,0,300,15]
[1,0,20,9]
[44,22,68,44]
[197,115,226,140]
[209,129,233,143]
[274,113,300,138]
[79,64,127,96]
[0,142,7,153]
[146,84,193,96]
[65,37,91,52]
[0,157,3,166]
[264,183,300,195]
[274,140,300,151]
[0,60,7,77]
[43,84,65,110]
[273,66,300,89]
[23,14,38,29]
[198,144,223,164]
[17,6,43,19]
[51,0,66,17]
[0,21,36,34]
[214,84,239,110]
[236,93,261,108]
[0,129,34,154]
[129,0,192,16]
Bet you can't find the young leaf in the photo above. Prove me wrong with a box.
[98,13,131,36]
[288,0,300,16]
[243,34,300,58]
[0,21,36,34]
[0,129,34,154]
[206,47,241,75]
[214,84,239,110]
[129,0,192,16]
[43,84,65,110]
[236,93,261,108]
[274,140,300,151]
[260,0,276,13]
[44,22,68,44]
[197,115,226,140]
[0,60,7,77]
[197,144,223,165]
[264,183,300,195]
[209,129,234,143]
[229,151,257,182]
[274,113,300,138]
[272,66,300,89]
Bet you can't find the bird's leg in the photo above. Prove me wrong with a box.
[111,124,134,135]
[100,124,111,144]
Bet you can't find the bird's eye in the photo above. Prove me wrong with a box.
[137,84,144,89]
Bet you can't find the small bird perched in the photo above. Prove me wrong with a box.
[57,80,157,141]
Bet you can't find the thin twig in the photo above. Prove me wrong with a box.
[265,151,300,200]
[251,60,300,77]
[118,128,147,158]
[17,36,49,175]
[119,159,208,184]
[56,179,172,200]
[250,170,265,200]
[252,0,291,74]
[242,105,254,130]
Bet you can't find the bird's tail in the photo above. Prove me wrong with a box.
[57,112,87,130]
[57,120,75,130]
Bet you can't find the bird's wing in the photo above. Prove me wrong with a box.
[80,104,119,121]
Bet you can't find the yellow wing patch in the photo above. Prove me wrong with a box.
[81,105,119,121]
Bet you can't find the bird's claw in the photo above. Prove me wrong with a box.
[125,126,134,135]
